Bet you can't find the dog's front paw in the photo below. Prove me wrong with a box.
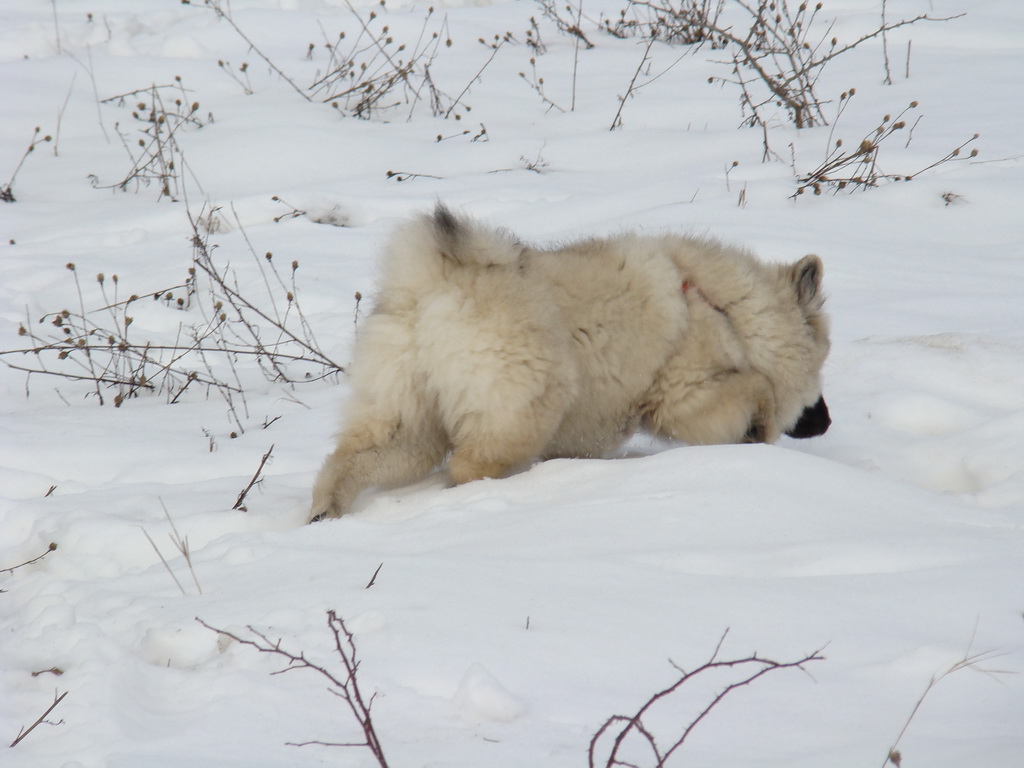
[309,478,346,523]
[308,503,338,524]
[308,494,343,524]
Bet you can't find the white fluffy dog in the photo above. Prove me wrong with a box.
[311,205,830,521]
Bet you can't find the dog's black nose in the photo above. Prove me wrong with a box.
[786,395,831,438]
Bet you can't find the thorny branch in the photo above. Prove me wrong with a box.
[589,630,825,768]
[197,611,390,767]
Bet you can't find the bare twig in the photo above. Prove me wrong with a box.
[881,0,892,85]
[52,73,77,157]
[448,36,509,119]
[162,498,202,595]
[9,690,68,747]
[66,46,111,143]
[365,563,383,589]
[50,0,62,54]
[233,445,275,511]
[571,1,584,109]
[30,667,64,678]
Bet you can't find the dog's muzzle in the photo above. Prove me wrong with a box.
[785,395,831,439]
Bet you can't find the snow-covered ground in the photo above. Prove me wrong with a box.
[1,1,1022,766]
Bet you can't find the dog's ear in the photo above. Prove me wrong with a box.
[792,254,824,307]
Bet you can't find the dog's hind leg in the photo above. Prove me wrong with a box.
[310,415,447,522]
[445,388,570,486]
[447,428,548,486]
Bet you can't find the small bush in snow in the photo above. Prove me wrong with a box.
[91,80,211,202]
[792,95,980,198]
[1,213,343,432]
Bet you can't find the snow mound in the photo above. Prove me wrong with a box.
[453,663,526,723]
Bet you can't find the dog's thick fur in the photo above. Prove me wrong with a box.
[310,205,830,521]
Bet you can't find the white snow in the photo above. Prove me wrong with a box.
[1,1,1022,767]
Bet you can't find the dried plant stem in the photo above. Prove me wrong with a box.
[447,38,507,119]
[201,0,311,101]
[881,648,1006,768]
[1,543,58,575]
[140,500,201,595]
[2,202,343,423]
[610,34,657,130]
[142,527,186,595]
[571,0,585,110]
[794,98,979,198]
[2,127,52,203]
[538,0,595,49]
[598,0,966,131]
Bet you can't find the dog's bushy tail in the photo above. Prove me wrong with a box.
[378,204,526,299]
[427,204,524,269]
